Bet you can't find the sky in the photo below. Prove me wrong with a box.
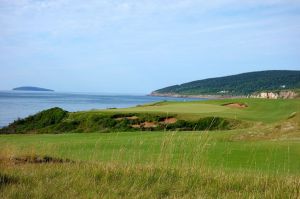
[0,0,300,94]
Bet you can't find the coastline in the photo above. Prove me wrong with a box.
[149,92,246,99]
[0,91,198,127]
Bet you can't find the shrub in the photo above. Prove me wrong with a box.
[0,107,68,134]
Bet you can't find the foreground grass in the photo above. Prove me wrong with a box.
[1,162,300,199]
[1,131,299,174]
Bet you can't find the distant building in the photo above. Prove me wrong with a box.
[218,90,229,94]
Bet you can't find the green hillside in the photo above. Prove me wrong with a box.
[152,70,300,96]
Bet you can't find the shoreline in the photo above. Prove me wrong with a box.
[149,92,246,99]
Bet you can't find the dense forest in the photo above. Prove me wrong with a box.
[152,70,300,96]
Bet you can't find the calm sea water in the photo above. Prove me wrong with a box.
[0,91,203,127]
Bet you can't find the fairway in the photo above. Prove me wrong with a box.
[108,98,300,123]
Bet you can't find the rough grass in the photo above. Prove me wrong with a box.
[1,130,300,174]
[1,163,300,199]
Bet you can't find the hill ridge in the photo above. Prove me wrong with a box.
[151,70,300,96]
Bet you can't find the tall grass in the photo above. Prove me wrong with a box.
[1,128,300,198]
[2,162,300,198]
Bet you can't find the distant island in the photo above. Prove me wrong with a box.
[151,70,300,99]
[13,86,54,92]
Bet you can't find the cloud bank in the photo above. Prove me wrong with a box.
[0,0,300,92]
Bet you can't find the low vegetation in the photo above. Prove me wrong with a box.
[0,107,68,133]
[1,162,300,198]
[0,109,239,134]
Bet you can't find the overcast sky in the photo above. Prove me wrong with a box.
[0,0,300,93]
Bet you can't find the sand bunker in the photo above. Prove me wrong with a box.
[131,117,177,128]
[131,122,157,128]
[126,116,138,120]
[115,116,139,121]
[131,124,141,128]
[163,118,177,124]
[223,103,248,109]
[142,122,157,128]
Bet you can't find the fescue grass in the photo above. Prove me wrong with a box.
[1,162,300,199]
[1,130,300,174]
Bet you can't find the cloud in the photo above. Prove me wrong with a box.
[1,0,299,47]
[1,0,299,28]
[0,0,299,92]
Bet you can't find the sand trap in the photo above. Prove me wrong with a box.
[131,124,141,128]
[163,118,177,124]
[223,103,248,109]
[115,116,139,121]
[132,117,177,128]
[142,122,157,128]
[131,122,157,128]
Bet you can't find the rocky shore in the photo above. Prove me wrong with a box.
[149,92,245,99]
[150,90,299,99]
[250,90,298,99]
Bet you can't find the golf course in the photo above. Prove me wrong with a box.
[1,98,300,198]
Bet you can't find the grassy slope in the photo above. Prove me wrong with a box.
[105,98,299,123]
[1,99,300,198]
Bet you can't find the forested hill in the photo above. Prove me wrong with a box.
[151,70,300,96]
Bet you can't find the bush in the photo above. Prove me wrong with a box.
[0,107,68,134]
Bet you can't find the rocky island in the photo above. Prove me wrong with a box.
[13,86,54,92]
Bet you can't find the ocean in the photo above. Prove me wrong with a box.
[0,91,203,127]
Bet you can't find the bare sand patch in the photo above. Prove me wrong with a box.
[223,103,248,109]
[115,116,139,121]
[142,122,157,128]
[163,118,177,124]
[131,124,141,128]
